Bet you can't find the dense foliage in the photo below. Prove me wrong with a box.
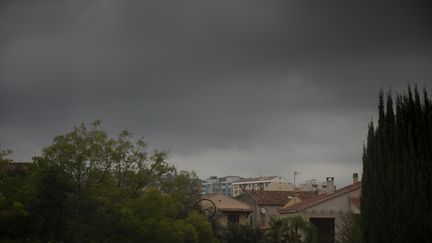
[361,86,432,243]
[222,224,265,243]
[266,217,317,243]
[0,121,216,242]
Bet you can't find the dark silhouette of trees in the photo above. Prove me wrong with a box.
[361,86,432,243]
[267,216,317,243]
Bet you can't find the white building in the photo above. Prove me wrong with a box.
[232,176,294,197]
[299,179,327,193]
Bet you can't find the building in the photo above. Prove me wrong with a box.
[231,176,293,197]
[201,176,243,197]
[236,190,296,228]
[200,193,252,226]
[201,176,219,194]
[279,174,361,243]
[299,179,327,193]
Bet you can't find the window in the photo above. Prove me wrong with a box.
[228,214,240,224]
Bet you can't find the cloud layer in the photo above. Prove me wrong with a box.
[1,0,431,186]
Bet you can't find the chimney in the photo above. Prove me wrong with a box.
[326,177,335,194]
[353,173,359,184]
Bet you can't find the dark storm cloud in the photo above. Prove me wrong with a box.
[1,0,431,185]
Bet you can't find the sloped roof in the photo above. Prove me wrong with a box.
[282,194,317,208]
[279,182,361,213]
[245,190,294,206]
[201,193,252,212]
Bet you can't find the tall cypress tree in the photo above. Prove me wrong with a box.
[361,86,432,243]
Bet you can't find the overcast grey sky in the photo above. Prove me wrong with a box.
[1,0,431,186]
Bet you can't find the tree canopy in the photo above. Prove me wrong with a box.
[0,121,216,242]
[267,216,317,243]
[361,86,432,243]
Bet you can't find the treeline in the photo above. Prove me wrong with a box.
[362,86,432,242]
[0,121,217,242]
[0,121,320,243]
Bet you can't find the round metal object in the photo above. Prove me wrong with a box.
[193,198,218,219]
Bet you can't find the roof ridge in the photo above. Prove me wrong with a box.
[243,190,293,206]
[280,182,361,213]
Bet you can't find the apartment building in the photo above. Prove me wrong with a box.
[201,176,243,197]
[231,176,294,197]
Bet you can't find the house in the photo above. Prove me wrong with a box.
[236,190,296,229]
[200,193,252,225]
[232,176,293,197]
[279,174,361,243]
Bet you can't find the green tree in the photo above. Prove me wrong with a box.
[223,224,264,243]
[161,171,202,218]
[37,121,175,197]
[362,86,432,243]
[29,121,178,241]
[267,216,317,243]
[180,212,218,243]
[29,163,75,242]
[0,122,217,242]
[0,147,12,163]
[0,148,35,241]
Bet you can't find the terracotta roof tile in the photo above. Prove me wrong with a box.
[201,193,252,212]
[279,182,361,213]
[246,190,293,206]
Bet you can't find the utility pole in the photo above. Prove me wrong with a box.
[293,171,300,203]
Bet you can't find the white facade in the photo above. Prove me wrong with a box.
[232,176,294,197]
[299,179,327,193]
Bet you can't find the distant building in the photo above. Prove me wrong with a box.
[299,179,327,193]
[202,176,219,194]
[201,176,243,197]
[279,174,361,243]
[200,193,252,226]
[231,176,293,197]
